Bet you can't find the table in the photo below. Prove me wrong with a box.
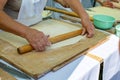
[69,35,120,80]
[0,19,119,80]
[0,34,119,80]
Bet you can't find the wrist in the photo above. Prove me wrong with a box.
[16,25,30,38]
[80,12,89,20]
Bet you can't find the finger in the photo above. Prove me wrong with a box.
[31,43,40,51]
[81,28,86,35]
[41,35,49,46]
[87,32,94,38]
[46,35,50,38]
[37,41,46,51]
[105,5,113,8]
[112,0,119,3]
[46,40,51,46]
[46,35,51,46]
[86,27,95,38]
[32,37,46,51]
[105,2,114,8]
[38,44,45,51]
[41,34,50,46]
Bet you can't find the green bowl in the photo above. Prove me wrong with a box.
[93,14,115,30]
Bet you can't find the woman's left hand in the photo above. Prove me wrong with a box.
[81,16,95,38]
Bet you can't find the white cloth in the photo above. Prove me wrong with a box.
[89,35,120,80]
[68,56,100,80]
[17,0,47,26]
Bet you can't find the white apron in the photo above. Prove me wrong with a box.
[17,0,47,26]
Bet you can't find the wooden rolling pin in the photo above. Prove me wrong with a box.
[17,29,83,54]
[44,6,93,21]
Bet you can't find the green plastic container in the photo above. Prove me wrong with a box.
[115,24,120,37]
[93,14,115,30]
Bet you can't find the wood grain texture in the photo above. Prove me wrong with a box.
[0,20,110,78]
[0,68,16,80]
[0,30,109,78]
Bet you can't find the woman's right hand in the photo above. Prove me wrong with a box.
[24,28,51,51]
[111,0,120,3]
[102,1,114,8]
[102,0,120,8]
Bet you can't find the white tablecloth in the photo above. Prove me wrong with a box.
[68,56,100,80]
[0,33,119,80]
[39,35,120,80]
[68,35,120,80]
[0,35,119,80]
[89,35,120,80]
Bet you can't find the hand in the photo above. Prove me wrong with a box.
[24,28,51,51]
[81,16,95,38]
[102,1,114,8]
[111,0,120,3]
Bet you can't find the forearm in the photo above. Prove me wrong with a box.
[0,10,28,38]
[0,0,7,10]
[63,0,89,19]
[54,0,95,38]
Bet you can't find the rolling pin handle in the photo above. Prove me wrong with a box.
[17,44,33,54]
[17,29,83,54]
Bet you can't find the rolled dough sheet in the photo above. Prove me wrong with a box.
[86,6,120,21]
[0,19,83,49]
[0,68,16,80]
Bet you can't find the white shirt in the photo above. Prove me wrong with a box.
[5,0,47,26]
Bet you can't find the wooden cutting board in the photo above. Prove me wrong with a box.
[0,19,110,79]
[0,68,16,80]
[86,6,120,21]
